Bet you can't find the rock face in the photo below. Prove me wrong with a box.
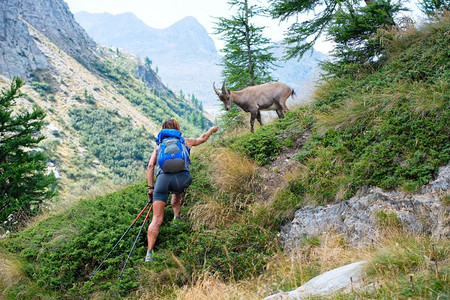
[281,164,450,250]
[0,0,98,78]
[135,65,172,97]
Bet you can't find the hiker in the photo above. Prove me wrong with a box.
[145,119,218,262]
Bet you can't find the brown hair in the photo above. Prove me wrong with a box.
[162,119,180,131]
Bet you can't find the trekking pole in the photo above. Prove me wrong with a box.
[118,199,154,280]
[89,197,153,280]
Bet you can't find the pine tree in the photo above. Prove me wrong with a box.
[0,77,56,225]
[323,0,404,76]
[269,0,405,66]
[214,0,277,89]
[214,0,277,132]
[144,56,152,68]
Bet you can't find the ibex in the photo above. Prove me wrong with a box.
[213,81,295,133]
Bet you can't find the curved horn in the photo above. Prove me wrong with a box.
[221,81,226,94]
[213,82,220,95]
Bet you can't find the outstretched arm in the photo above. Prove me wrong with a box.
[186,126,218,148]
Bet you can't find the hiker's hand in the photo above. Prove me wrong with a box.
[148,188,154,198]
[211,126,218,133]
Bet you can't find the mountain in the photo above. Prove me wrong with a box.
[75,12,222,113]
[0,0,211,203]
[271,43,327,105]
[0,0,98,78]
[74,12,328,114]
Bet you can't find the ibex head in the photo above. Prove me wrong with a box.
[213,81,232,110]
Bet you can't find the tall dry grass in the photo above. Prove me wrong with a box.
[212,148,259,194]
[161,232,367,300]
[0,252,26,294]
[379,10,450,58]
[188,194,241,230]
[188,148,259,230]
[174,272,264,300]
[162,231,449,299]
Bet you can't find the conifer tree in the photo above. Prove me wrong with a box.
[214,0,276,89]
[269,0,405,68]
[214,0,277,131]
[0,77,56,225]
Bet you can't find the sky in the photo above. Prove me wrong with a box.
[64,0,424,55]
[64,0,333,53]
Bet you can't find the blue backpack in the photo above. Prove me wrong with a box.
[155,129,190,173]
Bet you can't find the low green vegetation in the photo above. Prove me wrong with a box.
[95,59,211,136]
[69,105,154,182]
[231,109,310,165]
[358,234,449,299]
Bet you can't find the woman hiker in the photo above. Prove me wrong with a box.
[145,119,218,262]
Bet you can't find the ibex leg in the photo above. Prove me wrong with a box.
[250,112,257,133]
[276,109,285,119]
[256,111,263,125]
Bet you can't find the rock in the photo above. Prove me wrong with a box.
[47,164,61,179]
[0,0,98,79]
[264,261,368,299]
[47,123,59,134]
[281,164,450,250]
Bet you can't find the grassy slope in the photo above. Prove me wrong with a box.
[2,25,211,205]
[1,15,449,300]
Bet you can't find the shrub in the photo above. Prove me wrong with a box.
[232,124,284,165]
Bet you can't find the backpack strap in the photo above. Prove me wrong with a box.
[155,129,185,145]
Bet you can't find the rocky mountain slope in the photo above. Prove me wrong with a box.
[0,0,97,79]
[0,0,209,202]
[74,12,327,114]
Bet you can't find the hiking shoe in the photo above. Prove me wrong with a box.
[144,249,153,263]
[172,215,181,226]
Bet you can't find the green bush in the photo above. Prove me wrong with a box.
[231,110,310,166]
[232,124,284,165]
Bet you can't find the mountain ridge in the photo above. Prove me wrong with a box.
[74,11,327,114]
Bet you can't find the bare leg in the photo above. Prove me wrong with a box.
[171,193,182,218]
[147,201,166,250]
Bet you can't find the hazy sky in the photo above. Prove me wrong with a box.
[64,0,332,53]
[64,0,424,55]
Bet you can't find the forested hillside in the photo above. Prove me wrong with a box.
[0,0,212,226]
[0,11,448,299]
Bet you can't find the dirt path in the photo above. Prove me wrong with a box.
[257,131,310,203]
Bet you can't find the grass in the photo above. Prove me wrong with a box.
[360,233,450,299]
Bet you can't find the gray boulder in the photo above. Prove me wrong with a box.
[281,164,450,250]
[264,261,368,299]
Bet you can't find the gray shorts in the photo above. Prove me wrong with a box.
[153,171,192,203]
